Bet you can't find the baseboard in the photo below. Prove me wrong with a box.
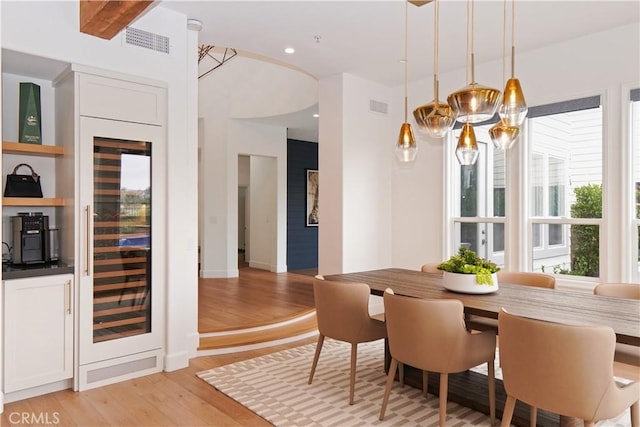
[164,350,189,372]
[271,263,287,273]
[200,268,239,278]
[249,261,270,270]
[4,379,72,404]
[187,331,200,358]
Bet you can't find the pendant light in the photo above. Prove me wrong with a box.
[498,0,527,126]
[447,0,502,124]
[395,0,418,163]
[413,0,456,138]
[490,0,520,150]
[489,120,519,150]
[456,123,479,165]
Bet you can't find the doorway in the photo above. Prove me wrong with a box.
[238,154,278,272]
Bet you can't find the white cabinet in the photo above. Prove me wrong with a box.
[68,69,167,391]
[3,274,73,394]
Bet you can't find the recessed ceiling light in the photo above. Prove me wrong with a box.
[284,47,295,54]
[313,113,319,118]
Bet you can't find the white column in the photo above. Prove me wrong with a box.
[318,73,394,274]
[164,18,201,370]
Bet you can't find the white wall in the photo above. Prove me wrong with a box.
[248,155,277,270]
[1,1,199,375]
[392,22,640,278]
[198,55,299,278]
[318,73,394,275]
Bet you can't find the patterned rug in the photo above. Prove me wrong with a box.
[197,339,633,427]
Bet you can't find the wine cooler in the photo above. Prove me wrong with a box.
[78,116,165,390]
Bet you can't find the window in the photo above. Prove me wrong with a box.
[631,88,640,281]
[449,123,506,266]
[528,100,602,276]
[445,96,612,281]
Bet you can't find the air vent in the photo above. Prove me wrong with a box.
[125,27,170,54]
[369,99,389,115]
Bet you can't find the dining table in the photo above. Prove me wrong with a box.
[323,268,640,427]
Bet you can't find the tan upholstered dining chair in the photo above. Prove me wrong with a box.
[498,309,639,427]
[380,289,496,426]
[496,271,556,289]
[308,279,387,405]
[466,271,555,332]
[420,262,443,275]
[594,283,640,367]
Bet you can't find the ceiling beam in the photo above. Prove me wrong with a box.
[80,0,153,40]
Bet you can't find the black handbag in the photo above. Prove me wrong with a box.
[4,163,43,198]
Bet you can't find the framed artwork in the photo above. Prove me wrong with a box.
[306,169,319,227]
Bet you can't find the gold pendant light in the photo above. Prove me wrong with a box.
[498,0,527,126]
[447,0,502,124]
[456,123,479,165]
[490,0,520,150]
[396,0,418,163]
[413,0,455,138]
[489,119,520,150]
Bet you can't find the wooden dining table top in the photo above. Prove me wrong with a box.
[324,268,640,347]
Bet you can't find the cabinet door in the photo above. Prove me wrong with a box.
[78,116,165,367]
[4,275,73,393]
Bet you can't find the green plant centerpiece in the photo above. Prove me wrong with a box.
[437,247,500,286]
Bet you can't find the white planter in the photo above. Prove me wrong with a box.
[442,272,499,294]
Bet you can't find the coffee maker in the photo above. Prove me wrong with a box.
[12,213,59,264]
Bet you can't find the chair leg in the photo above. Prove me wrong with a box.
[308,334,324,385]
[422,370,429,397]
[487,361,496,426]
[379,358,399,421]
[399,362,405,387]
[439,373,448,427]
[501,395,516,427]
[349,343,357,405]
[584,422,595,427]
[631,401,639,427]
[529,406,537,427]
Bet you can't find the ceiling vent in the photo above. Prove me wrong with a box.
[369,99,389,115]
[125,27,170,54]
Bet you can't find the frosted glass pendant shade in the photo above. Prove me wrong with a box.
[455,123,479,165]
[489,119,520,150]
[414,102,456,138]
[395,122,418,162]
[448,83,502,124]
[499,78,527,126]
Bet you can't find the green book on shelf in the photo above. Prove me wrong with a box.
[18,82,42,144]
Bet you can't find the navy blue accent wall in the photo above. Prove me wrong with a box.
[287,139,318,270]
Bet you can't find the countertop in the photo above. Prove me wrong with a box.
[2,261,74,280]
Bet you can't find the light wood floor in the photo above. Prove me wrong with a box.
[2,266,638,426]
[1,266,317,427]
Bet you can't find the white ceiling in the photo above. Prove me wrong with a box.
[159,0,640,140]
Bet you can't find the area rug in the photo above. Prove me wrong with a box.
[197,339,632,427]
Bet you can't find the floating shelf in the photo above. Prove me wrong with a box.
[2,141,64,157]
[2,197,65,207]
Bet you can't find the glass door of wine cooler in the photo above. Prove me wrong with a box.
[78,117,165,373]
[92,137,151,343]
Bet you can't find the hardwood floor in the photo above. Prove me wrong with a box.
[1,266,637,426]
[1,266,317,426]
[199,265,315,332]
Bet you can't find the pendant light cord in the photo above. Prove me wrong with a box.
[511,0,516,78]
[470,0,475,84]
[502,0,507,84]
[404,0,409,122]
[465,0,470,84]
[433,0,439,102]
